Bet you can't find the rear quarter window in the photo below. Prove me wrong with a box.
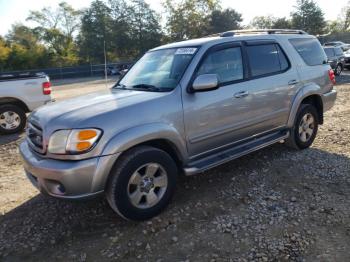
[289,38,327,66]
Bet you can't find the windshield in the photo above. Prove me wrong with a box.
[116,47,197,91]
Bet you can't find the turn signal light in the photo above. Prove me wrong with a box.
[78,130,98,140]
[76,141,92,152]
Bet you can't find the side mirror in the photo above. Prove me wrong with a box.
[191,74,219,92]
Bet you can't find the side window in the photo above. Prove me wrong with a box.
[277,45,289,71]
[324,48,335,57]
[197,47,243,83]
[335,47,343,56]
[289,38,327,66]
[246,44,288,77]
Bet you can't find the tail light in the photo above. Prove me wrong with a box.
[328,69,336,85]
[42,81,51,95]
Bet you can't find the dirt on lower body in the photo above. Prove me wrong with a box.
[0,78,349,261]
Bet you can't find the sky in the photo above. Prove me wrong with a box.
[0,0,348,36]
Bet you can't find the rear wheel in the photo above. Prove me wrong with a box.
[106,146,178,221]
[0,104,26,134]
[286,104,319,150]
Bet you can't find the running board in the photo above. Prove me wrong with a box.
[184,130,289,176]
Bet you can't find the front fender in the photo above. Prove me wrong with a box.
[101,123,188,161]
[287,83,322,127]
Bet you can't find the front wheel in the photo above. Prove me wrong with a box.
[286,104,319,150]
[0,104,27,135]
[106,146,178,221]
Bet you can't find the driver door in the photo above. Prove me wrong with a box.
[182,43,248,157]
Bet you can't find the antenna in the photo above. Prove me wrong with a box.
[104,40,108,88]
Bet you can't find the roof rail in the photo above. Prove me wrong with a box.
[214,29,308,37]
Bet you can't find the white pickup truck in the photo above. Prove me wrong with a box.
[0,73,52,134]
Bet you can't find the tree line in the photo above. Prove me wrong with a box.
[0,0,349,72]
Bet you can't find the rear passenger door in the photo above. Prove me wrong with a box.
[239,41,300,133]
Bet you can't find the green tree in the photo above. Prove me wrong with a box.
[291,0,326,35]
[27,1,81,66]
[163,0,220,40]
[5,24,54,70]
[344,8,350,31]
[77,0,113,63]
[250,15,276,29]
[325,20,344,34]
[78,0,162,63]
[207,8,242,34]
[273,17,292,29]
[338,1,350,31]
[0,37,10,71]
[6,24,40,49]
[129,0,162,55]
[108,0,133,59]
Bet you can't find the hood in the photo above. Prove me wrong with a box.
[30,88,167,131]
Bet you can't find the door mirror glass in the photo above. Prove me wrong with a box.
[191,74,219,92]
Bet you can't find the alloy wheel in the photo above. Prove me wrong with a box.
[127,163,168,209]
[298,113,315,143]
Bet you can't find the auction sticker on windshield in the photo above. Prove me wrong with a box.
[175,48,197,55]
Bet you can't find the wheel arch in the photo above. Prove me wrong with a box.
[287,85,324,127]
[101,123,188,161]
[300,95,323,124]
[0,97,30,112]
[93,124,188,192]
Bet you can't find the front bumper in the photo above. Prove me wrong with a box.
[322,89,337,112]
[20,141,119,199]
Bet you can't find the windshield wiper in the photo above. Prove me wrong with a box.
[113,83,126,89]
[115,83,173,92]
[129,84,162,92]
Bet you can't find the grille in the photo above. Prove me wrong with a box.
[27,122,45,154]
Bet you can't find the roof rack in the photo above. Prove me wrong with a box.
[210,29,308,38]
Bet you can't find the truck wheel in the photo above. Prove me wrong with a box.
[106,146,178,221]
[0,104,26,135]
[286,104,318,150]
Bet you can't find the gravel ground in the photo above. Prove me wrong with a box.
[0,75,349,261]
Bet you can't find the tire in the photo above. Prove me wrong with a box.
[285,104,319,150]
[334,64,342,76]
[0,104,26,135]
[106,146,178,221]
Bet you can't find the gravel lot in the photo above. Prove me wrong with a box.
[0,74,349,261]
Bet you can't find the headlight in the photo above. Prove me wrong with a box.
[48,128,102,154]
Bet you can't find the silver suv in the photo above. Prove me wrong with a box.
[20,29,337,220]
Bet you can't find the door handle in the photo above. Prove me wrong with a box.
[234,91,249,98]
[288,80,298,85]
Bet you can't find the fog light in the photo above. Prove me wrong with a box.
[46,180,66,195]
